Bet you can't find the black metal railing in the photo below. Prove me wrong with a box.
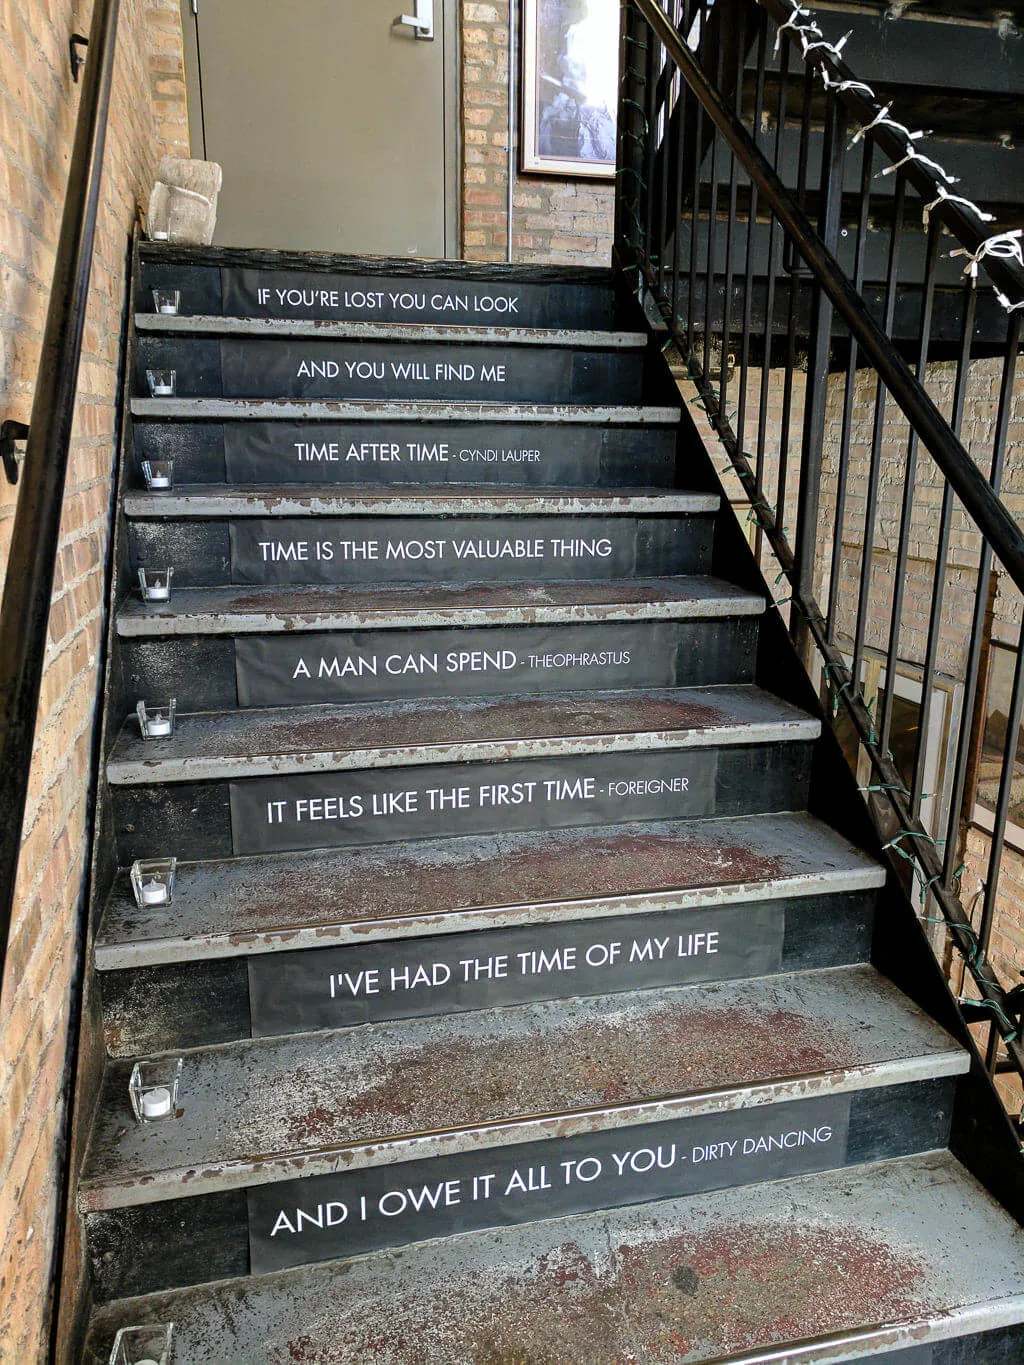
[0,0,121,992]
[617,0,1024,1109]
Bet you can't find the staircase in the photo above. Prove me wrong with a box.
[75,244,1024,1363]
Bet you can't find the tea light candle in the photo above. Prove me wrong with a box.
[150,379,174,396]
[134,1359,159,1365]
[147,578,170,601]
[141,1087,172,1119]
[152,230,169,240]
[140,878,169,906]
[145,711,172,737]
[153,289,180,315]
[147,468,171,489]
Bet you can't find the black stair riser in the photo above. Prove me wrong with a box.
[83,1077,955,1300]
[141,262,616,329]
[135,337,647,404]
[130,419,679,487]
[850,1328,1024,1365]
[119,619,758,712]
[127,515,713,588]
[110,742,814,861]
[99,890,877,1053]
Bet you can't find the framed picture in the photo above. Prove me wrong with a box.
[520,0,619,179]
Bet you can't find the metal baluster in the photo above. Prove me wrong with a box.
[852,173,907,694]
[793,90,845,650]
[717,19,745,409]
[826,139,873,646]
[943,314,1022,896]
[911,283,979,817]
[878,221,943,759]
[978,615,1024,1070]
[642,15,659,261]
[753,33,791,561]
[735,11,768,469]
[776,64,814,542]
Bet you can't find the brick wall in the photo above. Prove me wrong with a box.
[0,3,187,1359]
[461,0,615,264]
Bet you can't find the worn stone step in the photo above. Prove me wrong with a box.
[97,810,883,969]
[127,509,716,589]
[107,686,818,786]
[139,250,617,328]
[77,967,966,1298]
[136,315,646,348]
[129,405,682,486]
[122,487,717,518]
[108,689,818,863]
[83,968,963,1208]
[135,326,650,404]
[95,811,883,1052]
[115,574,764,638]
[81,1151,1024,1363]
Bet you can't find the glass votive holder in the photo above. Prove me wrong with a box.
[130,858,177,909]
[129,1057,183,1124]
[152,289,180,315]
[138,568,173,602]
[137,699,177,739]
[108,1322,174,1365]
[146,368,176,398]
[141,458,174,490]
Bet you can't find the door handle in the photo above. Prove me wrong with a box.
[395,0,434,39]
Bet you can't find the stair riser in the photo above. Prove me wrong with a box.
[110,743,814,861]
[127,515,714,588]
[130,419,679,487]
[83,1078,955,1300]
[99,890,877,1053]
[136,337,647,404]
[141,261,616,329]
[119,619,758,711]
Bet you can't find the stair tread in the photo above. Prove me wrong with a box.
[107,685,819,785]
[115,574,766,636]
[82,1151,1024,1364]
[130,397,682,422]
[79,965,965,1209]
[95,811,885,967]
[123,486,719,517]
[136,314,647,348]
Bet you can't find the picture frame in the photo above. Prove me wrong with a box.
[520,0,619,180]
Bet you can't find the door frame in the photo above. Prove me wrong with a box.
[178,0,463,259]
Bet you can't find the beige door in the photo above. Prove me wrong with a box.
[181,0,458,256]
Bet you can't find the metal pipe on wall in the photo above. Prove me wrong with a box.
[507,0,517,262]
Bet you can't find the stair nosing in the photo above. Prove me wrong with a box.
[105,686,820,786]
[693,1296,1024,1364]
[122,489,720,518]
[94,825,886,968]
[81,1153,1024,1361]
[114,576,767,637]
[77,1049,968,1212]
[135,314,647,348]
[129,398,683,423]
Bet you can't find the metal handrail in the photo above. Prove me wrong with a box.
[0,0,121,992]
[632,0,1024,600]
[754,0,1024,312]
[620,0,1024,1086]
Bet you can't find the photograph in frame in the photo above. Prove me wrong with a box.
[521,0,619,179]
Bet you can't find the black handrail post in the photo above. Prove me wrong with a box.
[793,92,844,659]
[0,0,121,992]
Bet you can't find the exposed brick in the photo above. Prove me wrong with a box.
[0,1,187,1357]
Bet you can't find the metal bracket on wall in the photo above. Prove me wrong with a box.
[70,34,89,83]
[1,422,29,486]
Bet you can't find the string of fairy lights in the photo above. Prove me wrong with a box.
[775,0,1024,311]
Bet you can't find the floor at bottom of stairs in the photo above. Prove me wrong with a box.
[83,1152,1024,1364]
